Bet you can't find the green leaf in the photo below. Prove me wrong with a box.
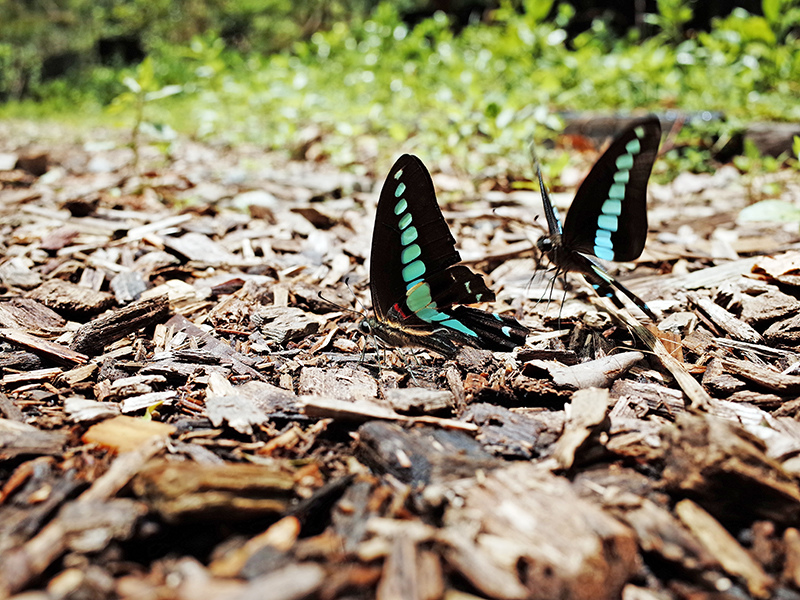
[739,199,800,222]
[524,0,555,24]
[763,0,780,25]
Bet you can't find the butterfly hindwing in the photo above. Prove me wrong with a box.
[368,154,528,353]
[561,116,661,262]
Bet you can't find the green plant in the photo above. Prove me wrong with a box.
[109,57,182,168]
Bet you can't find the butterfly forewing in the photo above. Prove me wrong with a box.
[561,116,661,262]
[370,155,499,329]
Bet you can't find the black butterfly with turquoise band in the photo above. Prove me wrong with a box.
[361,154,529,357]
[536,116,661,320]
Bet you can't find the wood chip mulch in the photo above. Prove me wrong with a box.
[2,123,800,600]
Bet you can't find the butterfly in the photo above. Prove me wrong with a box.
[360,154,529,357]
[535,116,661,320]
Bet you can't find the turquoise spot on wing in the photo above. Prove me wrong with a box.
[476,293,483,302]
[406,279,423,290]
[492,313,502,321]
[401,226,418,245]
[402,260,426,283]
[614,170,630,184]
[398,213,412,230]
[594,235,613,249]
[440,319,478,337]
[394,169,403,179]
[395,182,406,197]
[394,198,407,215]
[602,198,623,216]
[625,139,641,154]
[634,126,645,138]
[616,154,634,170]
[596,229,612,241]
[597,214,619,232]
[406,282,432,312]
[416,307,440,322]
[502,325,512,337]
[465,281,472,293]
[608,184,626,201]
[594,246,615,260]
[401,244,421,264]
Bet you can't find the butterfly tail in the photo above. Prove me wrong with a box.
[585,264,656,320]
[448,306,529,351]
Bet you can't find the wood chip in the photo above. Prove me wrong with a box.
[676,499,773,598]
[81,415,176,453]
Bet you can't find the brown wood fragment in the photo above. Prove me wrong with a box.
[0,328,88,365]
[523,352,643,390]
[0,257,41,289]
[1,367,63,386]
[0,350,41,371]
[301,396,477,431]
[162,231,238,265]
[94,374,167,402]
[253,306,324,344]
[0,418,68,459]
[764,314,800,346]
[675,499,773,598]
[162,315,265,380]
[205,372,269,435]
[610,497,716,572]
[70,295,171,355]
[444,365,466,412]
[752,252,800,287]
[0,436,165,597]
[662,414,800,525]
[298,366,378,402]
[783,528,800,588]
[606,305,713,411]
[688,293,763,344]
[384,388,454,414]
[0,392,24,421]
[701,357,747,395]
[64,397,121,422]
[441,463,639,600]
[28,279,115,318]
[356,421,498,485]
[131,459,294,523]
[611,380,685,419]
[82,415,176,453]
[739,285,800,325]
[463,403,561,459]
[722,357,800,394]
[553,387,611,469]
[209,515,300,577]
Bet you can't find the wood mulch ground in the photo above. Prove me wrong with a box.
[2,119,800,600]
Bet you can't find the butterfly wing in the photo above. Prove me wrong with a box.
[369,154,527,352]
[370,155,494,318]
[561,116,661,262]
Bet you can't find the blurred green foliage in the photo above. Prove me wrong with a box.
[2,0,800,177]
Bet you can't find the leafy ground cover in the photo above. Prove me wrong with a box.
[3,1,800,181]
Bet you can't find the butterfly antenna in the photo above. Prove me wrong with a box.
[316,290,364,319]
[345,279,371,315]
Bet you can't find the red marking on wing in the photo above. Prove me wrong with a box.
[392,302,410,320]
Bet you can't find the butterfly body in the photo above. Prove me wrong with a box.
[365,154,528,357]
[536,116,661,319]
